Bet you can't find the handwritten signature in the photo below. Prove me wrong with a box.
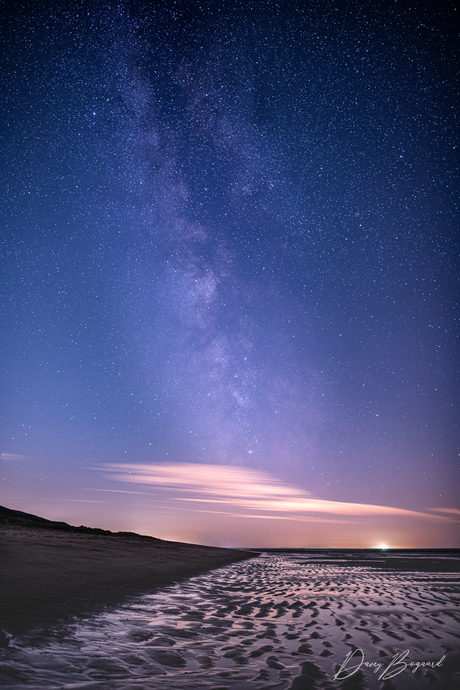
[333,648,445,681]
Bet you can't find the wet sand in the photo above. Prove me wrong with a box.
[0,523,255,636]
[1,551,459,689]
[288,550,460,573]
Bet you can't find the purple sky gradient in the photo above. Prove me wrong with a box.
[1,0,458,546]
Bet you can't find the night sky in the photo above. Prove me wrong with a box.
[1,0,458,547]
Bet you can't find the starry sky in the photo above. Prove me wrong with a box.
[1,0,458,548]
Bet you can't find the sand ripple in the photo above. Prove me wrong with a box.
[1,554,459,689]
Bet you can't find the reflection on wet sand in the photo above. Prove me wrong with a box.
[1,553,459,689]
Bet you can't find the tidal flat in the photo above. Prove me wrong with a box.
[1,551,459,690]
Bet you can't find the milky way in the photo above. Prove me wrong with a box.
[1,1,458,545]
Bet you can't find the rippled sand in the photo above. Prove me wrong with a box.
[1,554,459,689]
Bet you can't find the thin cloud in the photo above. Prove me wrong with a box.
[174,508,351,523]
[178,496,436,518]
[88,488,154,495]
[428,507,460,517]
[1,452,34,461]
[61,499,104,503]
[100,462,441,521]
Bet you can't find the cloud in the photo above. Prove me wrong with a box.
[167,508,351,523]
[428,507,460,517]
[99,462,441,521]
[1,452,33,461]
[89,488,154,495]
[61,499,104,503]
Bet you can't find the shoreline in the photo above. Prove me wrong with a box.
[253,549,460,572]
[0,519,256,636]
[1,506,458,639]
[1,545,458,689]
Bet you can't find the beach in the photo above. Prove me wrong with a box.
[0,512,255,636]
[0,522,459,689]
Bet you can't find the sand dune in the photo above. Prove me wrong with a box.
[0,506,255,635]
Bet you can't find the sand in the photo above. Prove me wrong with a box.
[0,520,255,636]
[1,550,459,689]
[285,549,460,573]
